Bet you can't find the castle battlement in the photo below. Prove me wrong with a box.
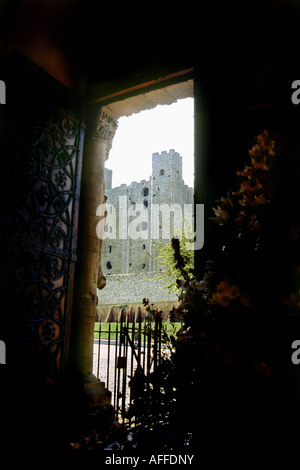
[153,149,178,157]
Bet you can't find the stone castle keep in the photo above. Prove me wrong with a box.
[97,149,193,306]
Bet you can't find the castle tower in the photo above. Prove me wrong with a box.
[151,149,183,205]
[101,150,193,277]
[104,167,112,190]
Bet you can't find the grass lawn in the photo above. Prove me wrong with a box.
[94,321,182,341]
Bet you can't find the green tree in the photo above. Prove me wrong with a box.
[148,227,195,294]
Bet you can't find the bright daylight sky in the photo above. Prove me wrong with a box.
[105,97,194,188]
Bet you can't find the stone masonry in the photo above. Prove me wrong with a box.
[97,149,193,306]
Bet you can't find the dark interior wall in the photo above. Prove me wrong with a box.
[5,0,300,84]
[7,0,92,94]
[194,57,300,273]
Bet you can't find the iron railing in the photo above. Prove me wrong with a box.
[93,310,166,424]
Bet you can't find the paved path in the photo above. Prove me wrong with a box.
[93,340,137,406]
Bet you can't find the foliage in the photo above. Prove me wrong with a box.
[94,320,181,341]
[147,228,195,293]
[127,130,300,447]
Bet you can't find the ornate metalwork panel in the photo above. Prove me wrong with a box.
[0,106,83,384]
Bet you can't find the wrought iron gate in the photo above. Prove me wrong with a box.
[94,312,165,423]
[0,99,83,383]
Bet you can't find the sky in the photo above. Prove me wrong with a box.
[105,97,194,188]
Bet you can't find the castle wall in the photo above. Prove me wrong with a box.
[100,149,193,278]
[97,272,178,305]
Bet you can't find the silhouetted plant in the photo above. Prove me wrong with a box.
[127,131,300,448]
